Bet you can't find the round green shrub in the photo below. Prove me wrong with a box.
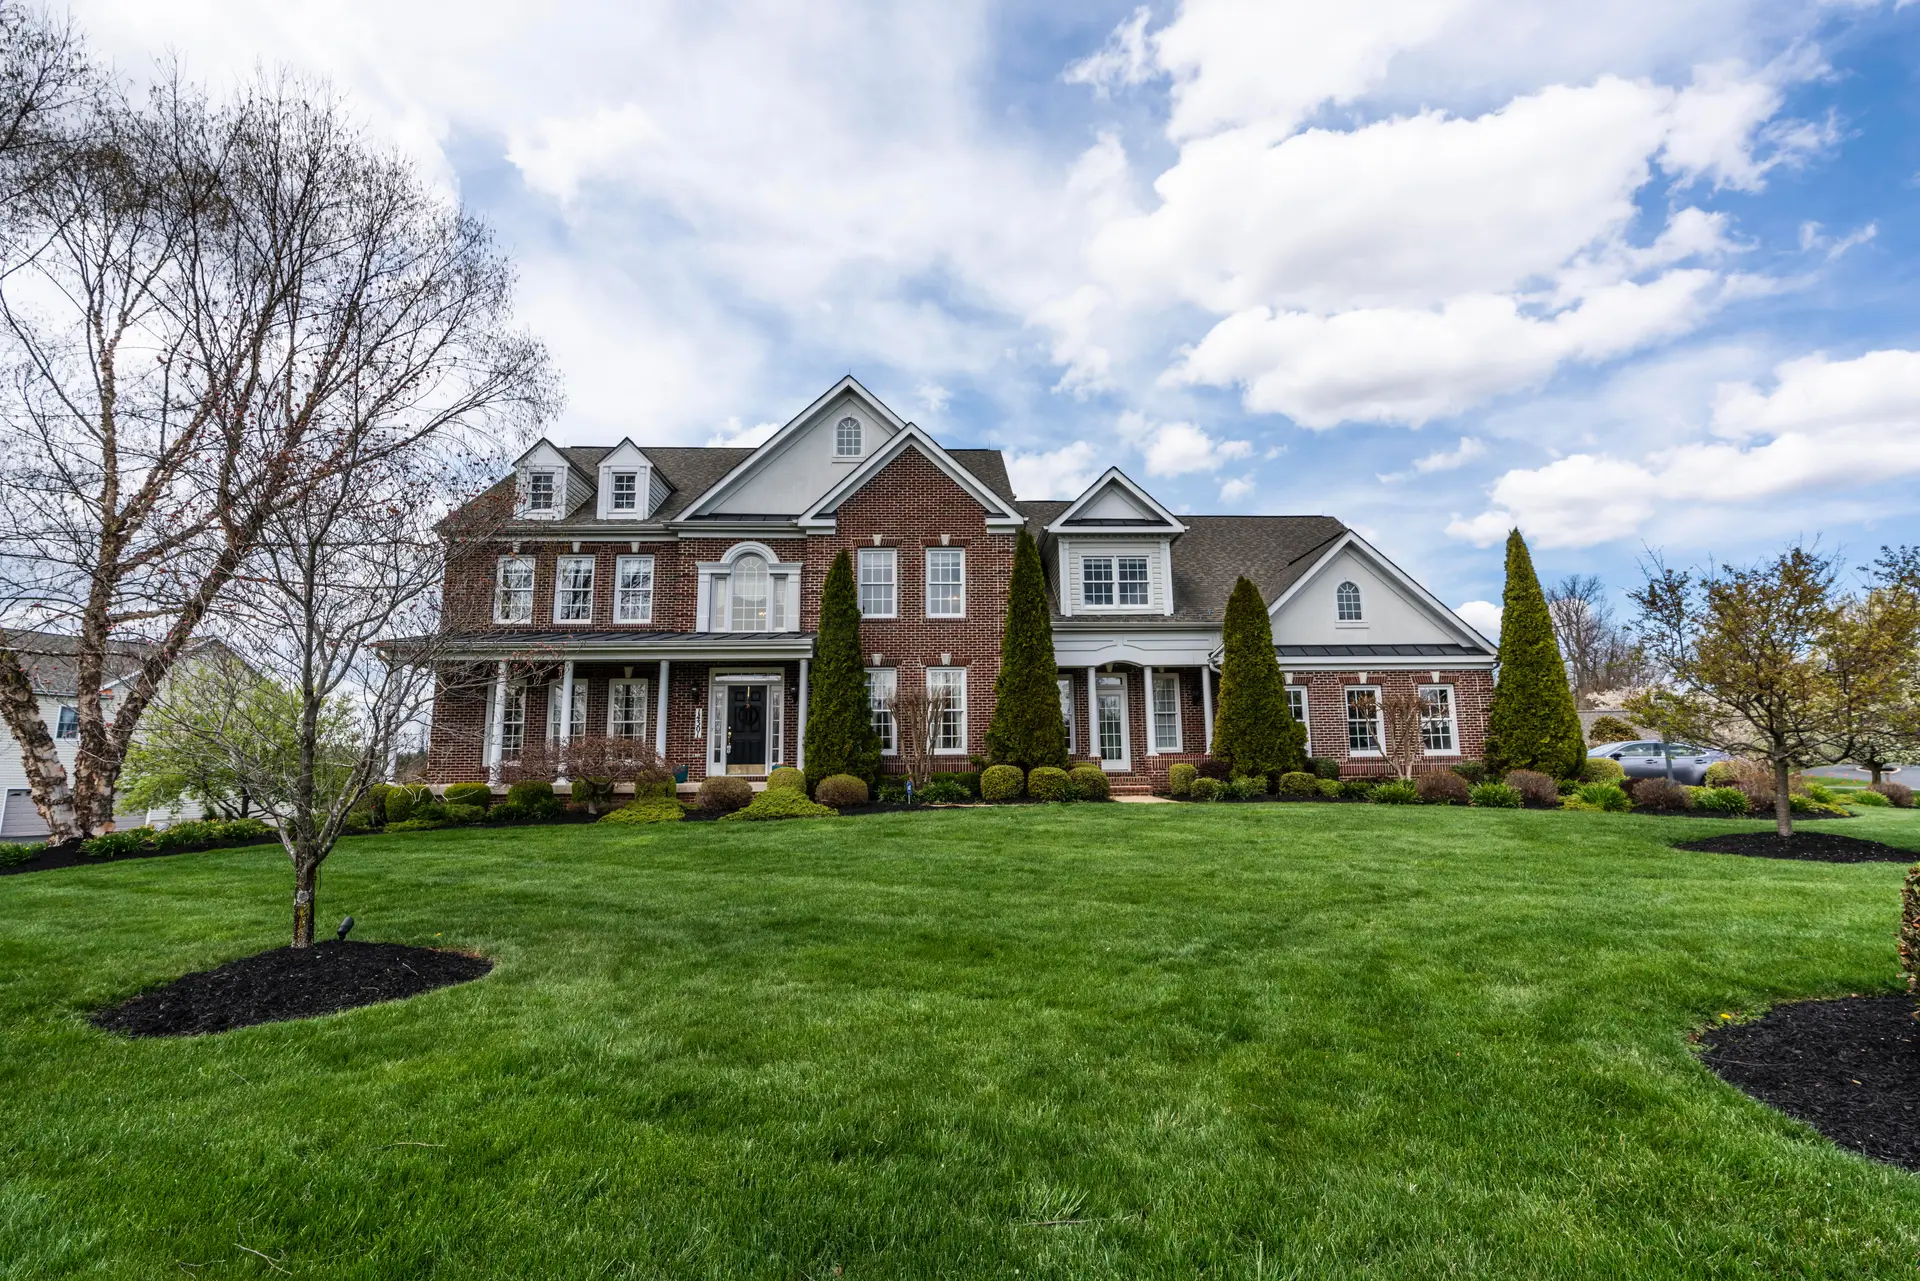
[767,767,807,793]
[1847,787,1891,808]
[1579,757,1626,784]
[696,775,754,813]
[1028,766,1071,802]
[1307,756,1341,781]
[599,798,685,824]
[1068,764,1110,801]
[506,779,555,809]
[1316,777,1343,798]
[1416,771,1471,805]
[483,800,530,824]
[1469,781,1523,808]
[1370,780,1420,805]
[1189,777,1221,801]
[367,782,393,824]
[1276,771,1319,798]
[1503,770,1560,808]
[815,774,870,808]
[1168,762,1198,798]
[444,782,493,808]
[1222,775,1259,801]
[443,803,487,826]
[382,786,418,825]
[722,788,837,821]
[980,764,1025,802]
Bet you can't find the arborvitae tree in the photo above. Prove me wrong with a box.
[1212,576,1306,775]
[986,527,1068,769]
[1484,529,1586,779]
[805,550,882,788]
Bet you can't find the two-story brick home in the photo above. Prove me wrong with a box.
[425,377,1496,793]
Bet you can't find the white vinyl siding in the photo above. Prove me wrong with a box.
[495,556,533,623]
[928,667,967,753]
[554,556,595,624]
[858,548,897,617]
[614,556,654,624]
[1345,686,1382,755]
[1419,685,1458,755]
[926,548,965,618]
[608,680,649,739]
[1064,541,1168,614]
[867,668,897,754]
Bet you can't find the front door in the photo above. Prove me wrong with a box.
[1096,673,1130,772]
[727,684,768,775]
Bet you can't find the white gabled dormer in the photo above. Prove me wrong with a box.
[1049,468,1187,618]
[513,440,587,521]
[595,439,667,520]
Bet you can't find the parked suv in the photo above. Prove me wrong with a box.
[1588,741,1729,786]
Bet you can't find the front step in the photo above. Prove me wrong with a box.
[1108,781,1158,796]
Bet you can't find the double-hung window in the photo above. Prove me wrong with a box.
[527,470,556,513]
[927,667,967,753]
[1345,687,1382,755]
[1082,557,1114,607]
[1419,685,1457,754]
[495,555,534,623]
[55,705,79,739]
[1285,686,1311,753]
[547,680,587,743]
[609,472,638,511]
[866,668,897,754]
[1151,673,1182,752]
[1057,677,1075,756]
[608,680,649,739]
[1082,554,1150,609]
[496,685,526,756]
[858,548,896,617]
[1118,557,1149,607]
[614,555,653,624]
[926,548,965,618]
[554,555,595,623]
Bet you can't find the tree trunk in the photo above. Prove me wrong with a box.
[1773,758,1793,839]
[1872,765,1885,785]
[291,855,318,948]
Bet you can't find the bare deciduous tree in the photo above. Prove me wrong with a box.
[1379,686,1426,781]
[1545,574,1646,708]
[888,674,951,794]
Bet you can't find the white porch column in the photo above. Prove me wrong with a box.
[1143,664,1158,755]
[557,657,575,783]
[655,659,670,759]
[796,658,810,773]
[487,660,508,785]
[1086,666,1098,762]
[1201,664,1214,755]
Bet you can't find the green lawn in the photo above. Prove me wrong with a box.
[4,804,1920,1278]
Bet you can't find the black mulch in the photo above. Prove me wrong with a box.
[1700,995,1920,1170]
[91,940,491,1038]
[1674,830,1917,863]
[0,834,279,878]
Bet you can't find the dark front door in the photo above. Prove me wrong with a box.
[727,684,767,774]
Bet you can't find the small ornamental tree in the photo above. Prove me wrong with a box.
[986,527,1068,770]
[1211,576,1305,776]
[804,550,882,788]
[1484,530,1585,780]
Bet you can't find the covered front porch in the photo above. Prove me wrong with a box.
[1054,627,1220,792]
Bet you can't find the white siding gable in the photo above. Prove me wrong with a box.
[515,440,583,520]
[708,391,903,516]
[595,440,658,520]
[1075,482,1161,522]
[1061,538,1173,616]
[1270,544,1463,646]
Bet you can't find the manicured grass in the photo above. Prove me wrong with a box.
[4,804,1920,1277]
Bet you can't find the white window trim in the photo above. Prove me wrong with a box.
[547,679,588,744]
[613,554,654,625]
[519,466,565,519]
[608,471,639,512]
[867,667,898,756]
[1071,542,1162,615]
[927,666,968,754]
[834,415,863,460]
[1285,684,1312,756]
[858,547,898,619]
[1151,672,1183,754]
[1418,683,1460,757]
[695,543,803,632]
[494,555,534,624]
[925,547,966,619]
[1057,676,1075,756]
[1345,685,1383,757]
[607,679,650,739]
[1335,579,1366,627]
[553,554,596,626]
[1094,671,1131,772]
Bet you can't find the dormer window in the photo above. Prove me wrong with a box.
[527,471,556,513]
[1336,580,1363,622]
[835,416,861,457]
[610,472,637,510]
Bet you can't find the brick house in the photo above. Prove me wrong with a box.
[424,377,1495,793]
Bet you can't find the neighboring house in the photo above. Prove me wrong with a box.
[425,377,1496,793]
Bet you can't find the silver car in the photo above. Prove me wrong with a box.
[1588,741,1729,786]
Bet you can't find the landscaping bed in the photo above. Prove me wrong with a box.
[1700,995,1920,1171]
[91,940,492,1038]
[1674,831,1916,863]
[1,827,279,878]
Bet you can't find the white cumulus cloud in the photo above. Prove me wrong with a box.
[1455,599,1504,640]
[1007,440,1099,499]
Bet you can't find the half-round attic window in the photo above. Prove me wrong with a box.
[1335,580,1363,622]
[835,416,862,457]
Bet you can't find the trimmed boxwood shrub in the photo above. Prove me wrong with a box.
[723,789,837,821]
[598,798,685,824]
[443,803,487,826]
[1416,771,1471,805]
[1634,777,1694,811]
[1449,761,1486,784]
[1028,766,1071,802]
[1222,775,1259,801]
[444,782,493,808]
[484,800,531,824]
[1371,780,1420,805]
[1189,777,1221,801]
[1504,770,1560,808]
[1168,762,1198,798]
[1306,756,1341,781]
[1068,765,1111,801]
[1470,781,1522,808]
[383,785,420,825]
[1872,781,1915,808]
[1579,757,1625,784]
[980,764,1024,802]
[1276,771,1319,798]
[1316,777,1342,798]
[767,767,807,793]
[506,780,555,809]
[696,775,754,813]
[815,774,870,808]
[367,782,393,824]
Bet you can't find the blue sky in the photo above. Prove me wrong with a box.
[77,0,1920,633]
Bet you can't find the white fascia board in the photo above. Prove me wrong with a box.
[797,426,1024,528]
[679,376,909,520]
[1053,628,1222,669]
[1265,530,1494,653]
[1045,467,1187,534]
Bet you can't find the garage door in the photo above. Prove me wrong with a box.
[1,789,50,841]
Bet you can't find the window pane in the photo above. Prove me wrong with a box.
[1097,678,1124,761]
[1057,677,1075,755]
[927,549,964,617]
[858,548,896,616]
[1082,557,1114,606]
[1346,688,1380,753]
[497,556,533,622]
[1336,581,1363,621]
[928,668,966,751]
[836,416,862,456]
[56,705,78,739]
[611,472,637,509]
[615,556,653,623]
[500,687,525,754]
[555,556,594,622]
[730,554,769,631]
[528,471,555,510]
[1153,675,1180,751]
[1419,686,1454,752]
[1118,557,1149,607]
[610,681,648,738]
[867,669,896,752]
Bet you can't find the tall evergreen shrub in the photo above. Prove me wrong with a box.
[1484,529,1586,779]
[986,527,1069,769]
[1212,576,1306,776]
[805,550,882,787]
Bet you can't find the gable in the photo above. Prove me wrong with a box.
[1076,482,1162,522]
[1269,540,1485,649]
[686,378,908,518]
[1047,467,1185,534]
[802,428,1025,530]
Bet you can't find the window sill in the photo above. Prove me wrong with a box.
[924,614,967,621]
[831,456,863,465]
[859,612,899,621]
[1422,750,1461,758]
[1334,621,1369,630]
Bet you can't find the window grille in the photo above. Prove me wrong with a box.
[610,472,637,510]
[1118,557,1150,607]
[615,556,653,623]
[926,548,965,617]
[555,556,595,623]
[1336,580,1363,622]
[836,416,862,456]
[1345,687,1381,753]
[730,554,769,631]
[858,548,896,617]
[1419,686,1456,753]
[867,668,897,753]
[496,556,534,623]
[928,668,967,752]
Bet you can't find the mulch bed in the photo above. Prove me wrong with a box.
[1674,830,1916,863]
[1700,995,1920,1170]
[92,940,491,1038]
[0,834,280,878]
